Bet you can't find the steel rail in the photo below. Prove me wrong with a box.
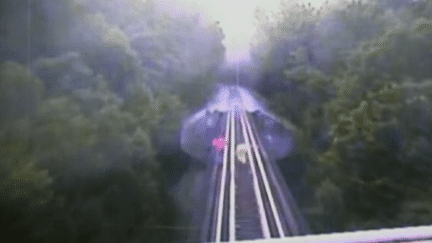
[241,110,286,237]
[210,104,301,242]
[215,111,232,243]
[247,112,303,235]
[238,107,271,239]
[229,109,236,241]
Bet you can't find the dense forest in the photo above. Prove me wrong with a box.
[0,0,224,242]
[251,0,432,233]
[1,0,432,242]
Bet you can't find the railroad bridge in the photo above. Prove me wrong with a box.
[181,85,309,242]
[180,85,432,243]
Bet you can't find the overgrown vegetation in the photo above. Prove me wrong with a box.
[3,0,432,240]
[0,0,225,242]
[252,0,432,233]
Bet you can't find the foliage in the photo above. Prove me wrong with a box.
[0,0,227,241]
[253,0,432,233]
[0,63,54,240]
[0,62,44,123]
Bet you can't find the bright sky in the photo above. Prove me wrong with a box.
[162,0,331,64]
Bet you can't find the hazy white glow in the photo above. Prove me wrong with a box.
[207,85,264,112]
[162,0,331,64]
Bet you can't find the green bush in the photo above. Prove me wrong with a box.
[253,0,432,233]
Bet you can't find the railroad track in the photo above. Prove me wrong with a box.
[183,85,432,243]
[198,104,309,242]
